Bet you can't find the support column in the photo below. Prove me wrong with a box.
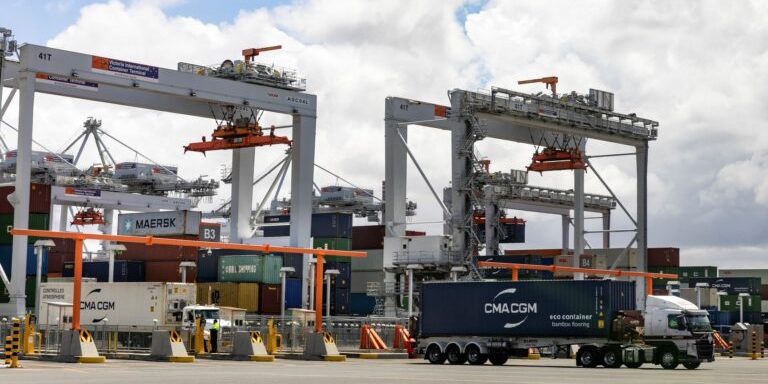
[450,121,470,260]
[58,205,68,231]
[384,117,407,317]
[561,214,570,255]
[230,147,256,244]
[636,143,649,308]
[483,185,497,256]
[290,114,315,307]
[602,211,611,249]
[9,72,34,316]
[99,208,114,251]
[573,169,585,280]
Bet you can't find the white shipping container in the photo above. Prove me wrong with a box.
[553,254,608,277]
[38,282,196,327]
[117,210,201,236]
[679,287,719,308]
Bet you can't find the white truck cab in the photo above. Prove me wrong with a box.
[642,295,715,369]
[182,305,232,333]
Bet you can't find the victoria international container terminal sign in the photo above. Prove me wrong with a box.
[91,56,160,83]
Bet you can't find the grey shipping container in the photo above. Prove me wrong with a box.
[117,210,201,237]
[420,280,635,338]
[687,277,761,295]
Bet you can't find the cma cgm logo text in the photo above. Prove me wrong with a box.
[484,288,537,329]
[81,288,115,323]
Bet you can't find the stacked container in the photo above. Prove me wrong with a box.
[646,248,680,290]
[0,183,51,309]
[63,260,144,282]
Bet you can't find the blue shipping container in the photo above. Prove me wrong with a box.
[285,278,302,309]
[312,213,353,238]
[332,287,350,315]
[63,261,144,282]
[282,253,304,278]
[350,293,375,316]
[0,244,48,277]
[326,261,351,288]
[196,251,219,282]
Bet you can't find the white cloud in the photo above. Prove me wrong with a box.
[3,0,767,266]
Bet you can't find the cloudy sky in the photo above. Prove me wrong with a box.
[0,0,766,269]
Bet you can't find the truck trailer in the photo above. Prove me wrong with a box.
[415,280,715,369]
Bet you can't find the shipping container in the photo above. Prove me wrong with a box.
[144,261,193,283]
[648,266,679,289]
[719,294,762,312]
[197,282,259,312]
[263,215,291,224]
[117,210,201,237]
[476,255,553,280]
[282,253,304,278]
[647,248,680,267]
[196,251,219,282]
[554,254,608,278]
[719,269,768,285]
[687,277,761,295]
[326,261,351,288]
[761,285,768,300]
[285,278,302,309]
[62,260,144,282]
[259,284,281,314]
[313,237,351,262]
[351,270,384,294]
[118,242,198,262]
[0,275,46,308]
[419,280,636,338]
[0,183,51,214]
[351,225,385,250]
[0,244,48,276]
[37,282,195,326]
[350,293,375,315]
[311,213,352,238]
[263,225,290,237]
[46,251,69,274]
[0,213,50,244]
[219,254,264,282]
[679,287,719,308]
[678,266,718,282]
[351,249,383,272]
[261,254,283,284]
[331,287,350,315]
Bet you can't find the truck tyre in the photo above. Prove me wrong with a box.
[466,345,488,365]
[426,345,446,364]
[577,347,600,368]
[488,353,508,366]
[682,361,701,370]
[601,347,622,368]
[659,349,679,370]
[446,345,467,365]
[624,362,643,369]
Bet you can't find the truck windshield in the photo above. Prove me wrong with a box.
[685,314,712,332]
[199,310,220,320]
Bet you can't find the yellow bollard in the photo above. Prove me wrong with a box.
[761,341,765,359]
[4,335,10,366]
[10,317,21,368]
[751,331,758,360]
[194,317,205,355]
[23,316,36,355]
[728,341,733,358]
[266,319,278,354]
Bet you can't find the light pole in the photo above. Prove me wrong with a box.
[406,264,423,318]
[450,266,467,282]
[738,292,750,324]
[33,239,55,316]
[179,261,196,283]
[716,291,727,311]
[105,243,127,283]
[695,282,709,308]
[324,269,340,318]
[308,258,316,310]
[279,267,295,318]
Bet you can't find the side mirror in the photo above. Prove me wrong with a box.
[677,315,687,331]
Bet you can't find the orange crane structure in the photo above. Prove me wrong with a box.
[518,76,558,98]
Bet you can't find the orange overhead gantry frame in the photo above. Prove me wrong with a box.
[11,229,366,333]
[477,261,677,296]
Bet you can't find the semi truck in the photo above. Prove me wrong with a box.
[415,280,715,369]
[37,282,236,331]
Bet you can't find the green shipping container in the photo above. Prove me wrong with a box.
[0,213,50,245]
[649,266,679,289]
[720,294,761,312]
[313,237,351,262]
[218,255,264,282]
[261,254,283,284]
[0,275,47,309]
[677,266,718,282]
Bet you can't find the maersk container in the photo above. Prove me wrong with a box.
[117,210,201,237]
[420,280,635,338]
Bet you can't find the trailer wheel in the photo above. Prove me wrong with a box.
[466,345,488,365]
[659,349,679,370]
[488,353,508,366]
[601,347,622,368]
[682,361,701,370]
[446,345,467,365]
[624,362,643,369]
[426,345,446,364]
[577,346,600,368]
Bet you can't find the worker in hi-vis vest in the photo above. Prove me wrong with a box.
[211,319,220,353]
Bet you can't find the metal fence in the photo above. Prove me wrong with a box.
[0,314,408,356]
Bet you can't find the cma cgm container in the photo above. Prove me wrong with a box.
[687,277,761,295]
[417,280,715,369]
